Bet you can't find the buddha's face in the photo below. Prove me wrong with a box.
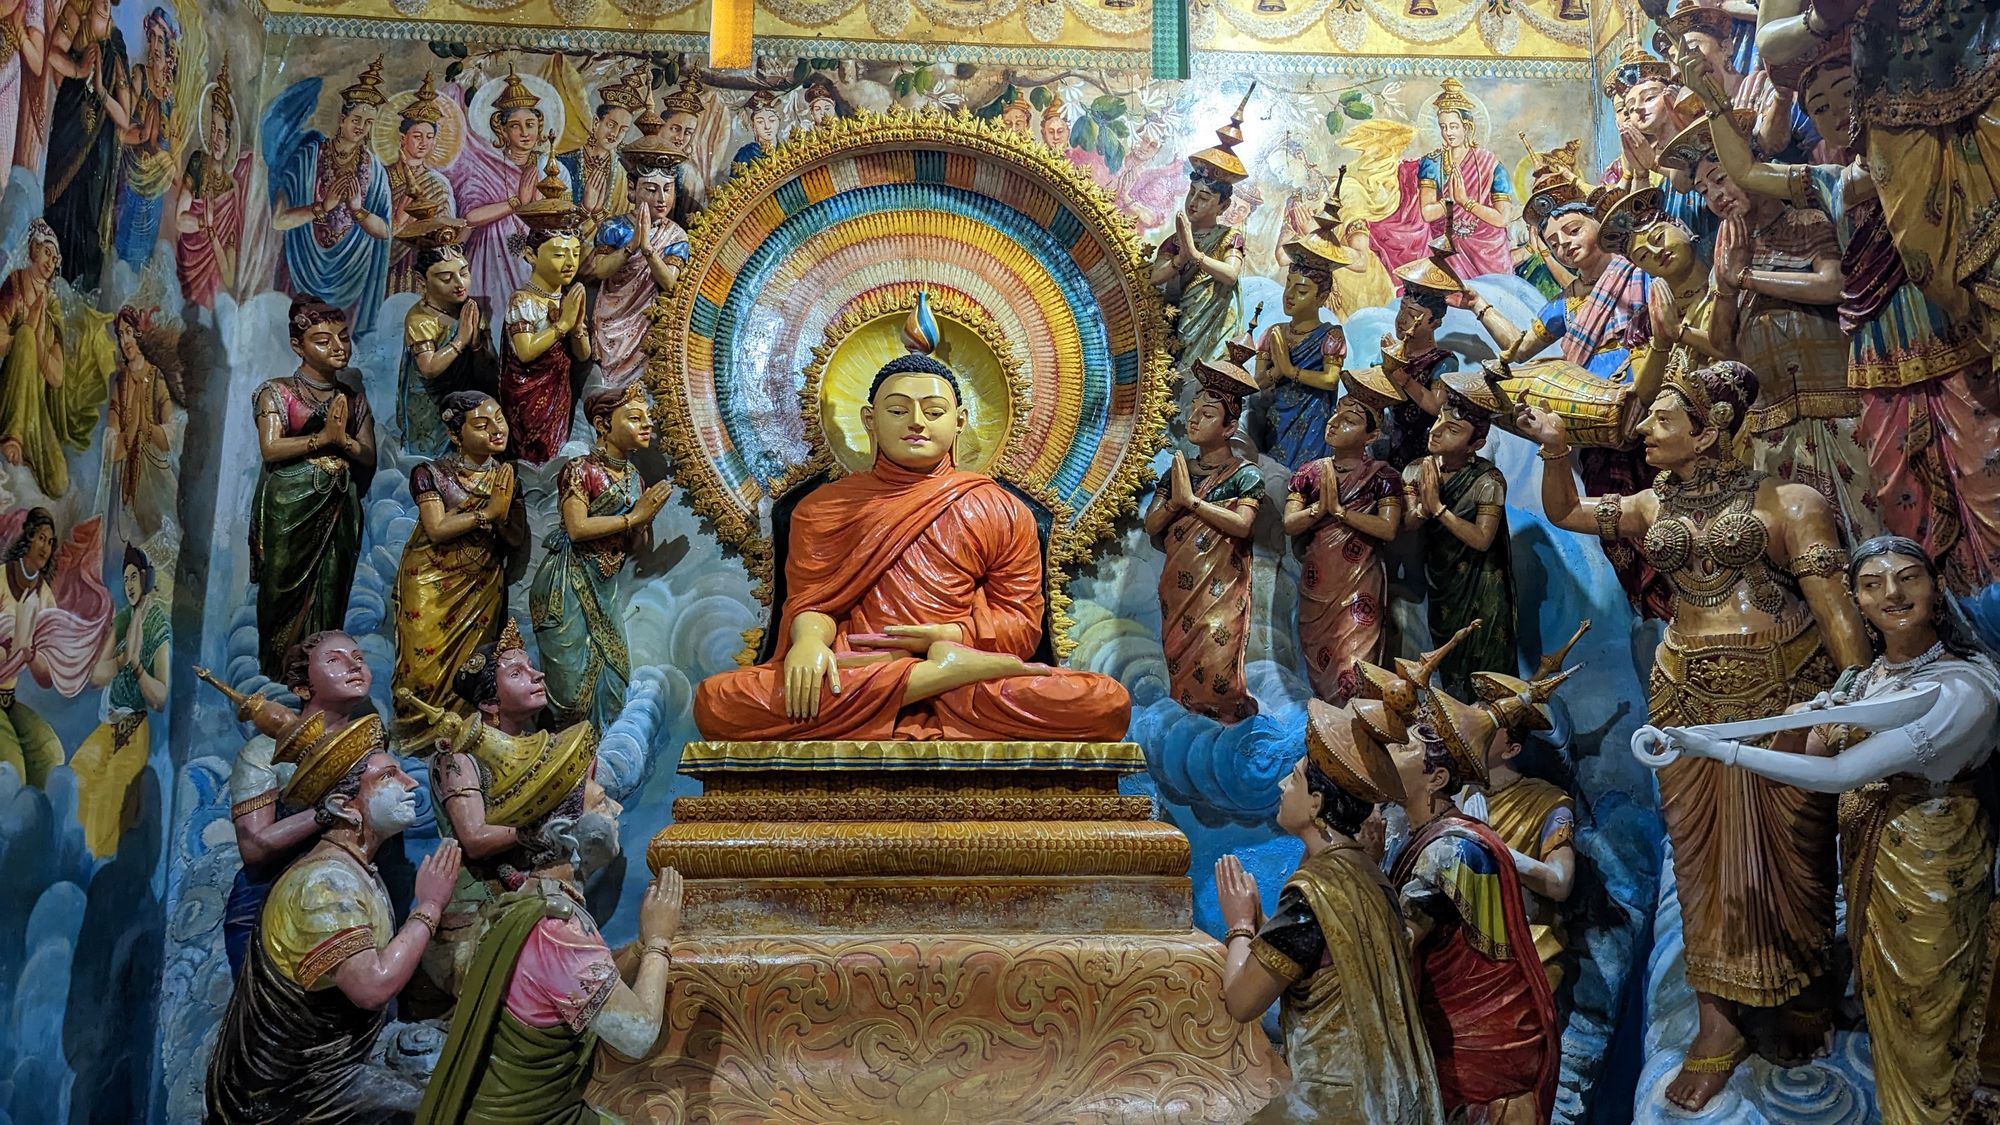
[1625,219,1693,279]
[423,252,471,306]
[591,106,632,149]
[862,371,965,471]
[293,318,353,373]
[663,111,698,152]
[1854,551,1937,644]
[1323,399,1376,454]
[531,234,582,287]
[400,120,437,163]
[453,398,510,459]
[1692,157,1751,220]
[1282,268,1325,318]
[301,633,371,708]
[1802,60,1857,144]
[1636,390,1713,469]
[486,648,548,720]
[1185,391,1234,447]
[1542,212,1601,271]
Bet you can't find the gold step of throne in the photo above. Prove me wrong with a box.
[591,739,1285,1124]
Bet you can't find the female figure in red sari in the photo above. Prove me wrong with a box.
[174,64,250,310]
[1144,359,1262,724]
[1389,695,1560,1124]
[500,206,589,465]
[1284,398,1403,704]
[1418,80,1515,281]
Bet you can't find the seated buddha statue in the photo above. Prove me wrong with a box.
[691,352,1132,742]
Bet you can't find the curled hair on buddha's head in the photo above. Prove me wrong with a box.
[867,353,964,405]
[287,297,348,343]
[1300,757,1376,837]
[1848,535,1999,661]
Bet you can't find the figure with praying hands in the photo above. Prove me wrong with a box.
[1518,359,1868,1112]
[1153,88,1250,367]
[1146,359,1263,724]
[500,188,590,466]
[691,347,1131,742]
[1638,536,2000,1125]
[1257,208,1352,471]
[399,234,496,458]
[585,131,689,394]
[1360,255,1459,472]
[1284,398,1402,705]
[1403,389,1515,699]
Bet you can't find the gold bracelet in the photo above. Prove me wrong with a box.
[1537,445,1570,462]
[1224,926,1256,944]
[642,940,673,960]
[409,908,439,932]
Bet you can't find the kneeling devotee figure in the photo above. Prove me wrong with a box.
[1213,697,1444,1124]
[206,738,463,1124]
[692,353,1131,741]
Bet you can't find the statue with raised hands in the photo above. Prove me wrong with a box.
[499,163,590,466]
[692,345,1131,742]
[1153,88,1251,368]
[1402,388,1515,700]
[1257,204,1352,470]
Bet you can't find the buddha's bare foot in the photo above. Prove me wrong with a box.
[1664,1031,1746,1113]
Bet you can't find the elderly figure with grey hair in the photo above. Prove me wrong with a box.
[416,715,684,1125]
[205,732,462,1124]
[584,142,689,394]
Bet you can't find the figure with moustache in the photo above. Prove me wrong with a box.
[204,737,462,1125]
[209,631,379,977]
[690,347,1131,743]
[416,738,684,1124]
[1642,536,2000,1124]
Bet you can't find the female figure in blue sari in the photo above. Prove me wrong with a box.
[264,59,392,337]
[105,7,178,271]
[1256,227,1350,471]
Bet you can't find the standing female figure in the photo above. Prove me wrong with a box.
[70,544,166,858]
[249,300,376,681]
[1519,360,1868,1112]
[1145,360,1262,724]
[1257,233,1349,471]
[1643,535,2000,1125]
[530,383,672,730]
[175,64,253,311]
[391,391,520,750]
[1285,399,1402,704]
[105,305,185,544]
[500,212,590,465]
[399,238,494,458]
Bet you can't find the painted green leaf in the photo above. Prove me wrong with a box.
[1091,95,1126,118]
[916,67,936,94]
[1030,85,1051,110]
[1325,109,1345,136]
[1344,101,1374,120]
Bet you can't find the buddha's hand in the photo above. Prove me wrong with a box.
[783,638,839,720]
[850,624,965,655]
[1213,855,1262,931]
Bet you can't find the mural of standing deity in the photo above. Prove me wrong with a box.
[104,304,186,544]
[450,67,571,314]
[556,66,646,234]
[70,544,167,859]
[265,57,394,337]
[105,5,180,273]
[383,72,463,296]
[0,507,112,790]
[175,62,256,311]
[41,0,126,292]
[0,219,114,499]
[1417,79,1514,281]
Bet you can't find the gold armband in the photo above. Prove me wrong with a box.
[1790,542,1848,581]
[1595,495,1623,543]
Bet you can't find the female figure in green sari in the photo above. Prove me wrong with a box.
[0,219,114,499]
[529,382,672,731]
[249,299,377,680]
[1402,390,1516,697]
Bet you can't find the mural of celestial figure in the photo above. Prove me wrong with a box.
[1212,699,1445,1124]
[1403,392,1516,698]
[1518,361,1869,1113]
[266,59,393,338]
[1463,627,1587,992]
[0,0,47,195]
[1643,535,2000,1125]
[70,544,166,859]
[1256,222,1349,471]
[1390,696,1560,1123]
[210,631,373,976]
[0,220,115,499]
[446,67,569,317]
[401,630,590,994]
[392,392,520,751]
[730,89,780,167]
[1145,359,1263,724]
[1685,118,1878,546]
[584,142,687,394]
[803,73,846,128]
[384,72,463,296]
[399,236,497,459]
[996,88,1033,135]
[176,63,255,311]
[104,6,178,271]
[249,300,376,681]
[691,353,1132,742]
[1418,79,1514,281]
[0,508,111,789]
[1284,398,1403,705]
[530,383,670,732]
[658,75,709,213]
[417,764,684,1125]
[40,0,124,292]
[105,306,185,545]
[556,67,644,234]
[1685,48,2000,591]
[1040,92,1107,183]
[499,202,590,465]
[204,741,462,1125]
[1152,96,1247,368]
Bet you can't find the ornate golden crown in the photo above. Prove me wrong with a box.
[401,71,444,126]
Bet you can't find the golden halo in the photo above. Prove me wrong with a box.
[800,288,1025,478]
[372,86,468,171]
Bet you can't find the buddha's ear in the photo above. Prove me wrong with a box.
[860,403,875,430]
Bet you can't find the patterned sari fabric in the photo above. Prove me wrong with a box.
[249,378,370,680]
[530,453,638,731]
[1154,459,1261,723]
[1288,457,1399,703]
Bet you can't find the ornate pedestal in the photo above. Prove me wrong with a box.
[591,740,1284,1124]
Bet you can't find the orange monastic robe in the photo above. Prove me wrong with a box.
[692,456,1132,742]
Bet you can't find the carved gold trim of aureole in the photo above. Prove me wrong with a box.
[589,933,1287,1123]
[646,107,1175,657]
